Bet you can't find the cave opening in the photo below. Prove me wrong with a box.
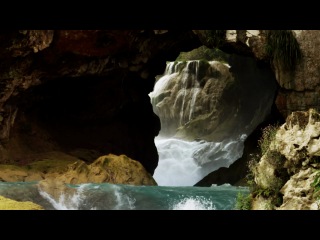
[3,70,160,174]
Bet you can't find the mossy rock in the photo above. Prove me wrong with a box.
[0,151,80,182]
[38,154,157,203]
[43,154,157,186]
[0,195,44,210]
[0,165,29,182]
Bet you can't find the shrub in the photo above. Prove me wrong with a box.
[265,30,302,71]
[311,171,320,198]
[205,30,227,47]
[258,124,280,156]
[234,192,251,210]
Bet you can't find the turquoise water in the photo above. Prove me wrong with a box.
[0,181,249,210]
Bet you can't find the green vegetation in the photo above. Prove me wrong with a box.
[311,170,320,199]
[237,124,287,210]
[234,192,251,210]
[205,30,227,47]
[176,45,229,63]
[258,124,279,155]
[265,30,302,71]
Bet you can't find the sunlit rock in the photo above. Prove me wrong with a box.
[0,151,81,182]
[0,195,44,210]
[274,109,320,172]
[278,168,320,210]
[252,109,320,210]
[40,154,157,186]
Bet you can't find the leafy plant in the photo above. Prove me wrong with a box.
[258,124,280,156]
[244,130,286,209]
[311,171,320,196]
[265,30,302,71]
[205,30,226,47]
[234,192,251,210]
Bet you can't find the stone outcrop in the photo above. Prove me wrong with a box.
[279,168,320,210]
[41,154,157,186]
[0,152,156,185]
[150,60,235,140]
[0,152,156,210]
[251,109,320,210]
[150,55,277,142]
[274,31,320,117]
[37,154,156,206]
[0,151,81,182]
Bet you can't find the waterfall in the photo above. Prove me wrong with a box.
[150,57,277,186]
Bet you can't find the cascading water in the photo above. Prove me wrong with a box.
[0,181,248,210]
[149,56,277,186]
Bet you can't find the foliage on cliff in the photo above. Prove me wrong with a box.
[265,30,302,71]
[242,109,320,210]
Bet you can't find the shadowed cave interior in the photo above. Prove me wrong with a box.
[4,71,160,175]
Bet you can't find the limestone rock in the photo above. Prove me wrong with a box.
[0,151,81,182]
[251,109,320,210]
[278,168,319,210]
[38,154,157,204]
[150,55,277,142]
[40,154,157,186]
[251,195,274,210]
[253,154,277,189]
[274,109,320,172]
[0,152,156,187]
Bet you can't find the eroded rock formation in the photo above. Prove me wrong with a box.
[0,152,156,185]
[251,109,320,210]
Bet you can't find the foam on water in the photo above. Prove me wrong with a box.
[172,196,216,210]
[0,181,249,210]
[38,183,91,210]
[153,135,246,186]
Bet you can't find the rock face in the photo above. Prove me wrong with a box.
[251,109,320,210]
[0,30,201,175]
[210,30,320,119]
[42,154,157,186]
[0,152,156,185]
[0,151,81,182]
[37,154,156,206]
[192,30,320,188]
[150,56,277,142]
[279,168,320,210]
[274,31,320,118]
[150,60,234,139]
